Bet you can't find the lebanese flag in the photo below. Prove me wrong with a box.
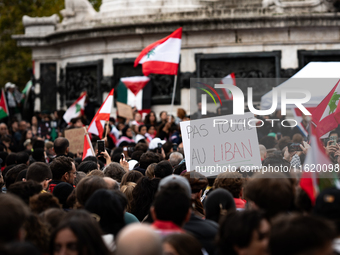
[292,107,316,137]
[220,73,236,100]
[301,126,331,205]
[82,132,95,160]
[0,89,9,120]
[88,89,114,139]
[134,28,182,76]
[116,77,151,111]
[63,91,87,124]
[312,79,340,138]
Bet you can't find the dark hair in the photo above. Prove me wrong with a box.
[153,182,191,226]
[85,189,126,236]
[32,148,45,162]
[5,164,28,189]
[40,208,66,234]
[7,180,43,205]
[260,136,277,149]
[29,193,61,214]
[134,142,148,153]
[120,170,143,186]
[154,160,173,179]
[213,172,244,198]
[15,169,28,182]
[163,233,203,255]
[103,163,126,182]
[0,193,30,243]
[77,161,98,174]
[53,137,69,155]
[6,153,17,166]
[26,162,52,183]
[269,214,336,255]
[131,150,144,162]
[75,176,107,207]
[50,212,111,255]
[204,188,236,223]
[144,111,157,125]
[4,241,41,255]
[217,210,267,255]
[138,125,147,133]
[139,151,160,170]
[16,152,29,165]
[50,156,73,181]
[82,156,98,164]
[130,177,160,221]
[53,182,74,209]
[245,173,294,219]
[0,151,8,167]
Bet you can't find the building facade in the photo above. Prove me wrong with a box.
[13,0,340,116]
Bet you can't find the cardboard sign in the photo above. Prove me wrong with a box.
[116,102,133,119]
[64,127,86,154]
[180,112,261,176]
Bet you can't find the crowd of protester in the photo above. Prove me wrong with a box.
[0,107,340,255]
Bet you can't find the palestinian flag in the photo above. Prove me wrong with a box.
[0,89,9,120]
[63,91,87,124]
[116,76,151,111]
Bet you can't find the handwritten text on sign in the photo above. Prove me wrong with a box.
[180,112,261,176]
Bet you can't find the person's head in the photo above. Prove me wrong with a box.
[134,112,142,122]
[85,189,126,236]
[145,163,157,179]
[245,173,294,219]
[169,152,183,168]
[74,171,86,186]
[7,180,42,205]
[130,177,160,221]
[53,182,74,209]
[259,145,267,160]
[5,164,27,189]
[121,170,143,186]
[122,126,133,139]
[75,176,107,207]
[182,171,208,199]
[70,117,84,128]
[77,161,98,174]
[29,192,61,214]
[147,125,156,135]
[50,212,111,255]
[154,160,173,179]
[116,224,162,255]
[151,182,191,227]
[204,188,236,223]
[103,162,126,182]
[218,210,270,255]
[139,125,147,136]
[103,176,119,190]
[18,121,27,132]
[269,214,335,255]
[53,138,70,155]
[177,108,187,120]
[120,182,136,212]
[260,136,277,150]
[40,208,66,235]
[0,123,8,136]
[50,156,76,185]
[213,172,244,198]
[26,162,52,190]
[87,169,104,177]
[139,151,160,170]
[163,233,203,255]
[16,152,29,165]
[0,193,30,244]
[160,111,168,121]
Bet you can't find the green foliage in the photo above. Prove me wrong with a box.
[0,0,101,89]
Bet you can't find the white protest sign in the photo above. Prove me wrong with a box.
[180,112,261,176]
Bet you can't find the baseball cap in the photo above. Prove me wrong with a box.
[314,187,340,220]
[158,175,191,198]
[149,138,166,150]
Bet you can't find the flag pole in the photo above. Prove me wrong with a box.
[169,75,178,121]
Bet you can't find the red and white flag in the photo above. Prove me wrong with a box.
[0,89,9,120]
[292,107,316,137]
[301,125,331,204]
[134,28,182,76]
[63,91,87,124]
[312,79,340,138]
[121,76,150,96]
[82,131,95,160]
[220,73,236,100]
[88,89,114,139]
